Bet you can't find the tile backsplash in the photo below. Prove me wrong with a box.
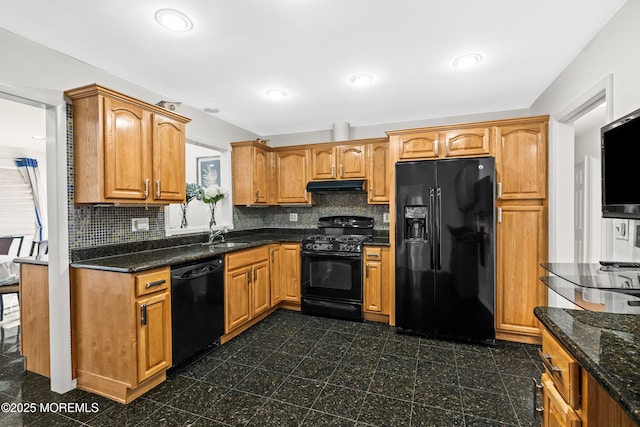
[66,104,389,249]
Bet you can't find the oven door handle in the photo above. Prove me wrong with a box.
[301,250,362,259]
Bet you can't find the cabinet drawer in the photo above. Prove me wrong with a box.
[541,329,581,409]
[542,373,582,427]
[135,268,170,297]
[226,247,269,271]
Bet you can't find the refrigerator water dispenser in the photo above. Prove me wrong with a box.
[404,206,427,241]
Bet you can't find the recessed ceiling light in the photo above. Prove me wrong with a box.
[453,53,483,69]
[266,89,288,99]
[155,9,193,32]
[349,74,373,86]
[203,107,220,114]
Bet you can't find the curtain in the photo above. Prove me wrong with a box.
[15,157,47,241]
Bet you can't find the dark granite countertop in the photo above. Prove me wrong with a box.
[70,228,390,273]
[534,306,640,425]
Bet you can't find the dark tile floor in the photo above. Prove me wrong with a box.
[0,309,544,426]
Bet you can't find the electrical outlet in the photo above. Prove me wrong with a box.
[289,213,298,222]
[383,213,390,223]
[131,217,149,231]
[614,219,629,240]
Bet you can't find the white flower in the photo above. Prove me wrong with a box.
[204,184,222,199]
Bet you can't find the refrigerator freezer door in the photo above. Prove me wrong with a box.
[434,157,495,342]
[395,161,436,335]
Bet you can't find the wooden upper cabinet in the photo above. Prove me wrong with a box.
[495,120,548,200]
[152,114,186,202]
[441,127,491,157]
[367,142,390,204]
[310,146,336,180]
[275,149,310,204]
[103,97,150,200]
[66,84,190,205]
[338,145,366,178]
[231,141,270,205]
[390,131,440,160]
[310,144,366,180]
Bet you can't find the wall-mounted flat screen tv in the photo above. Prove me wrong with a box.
[602,107,640,219]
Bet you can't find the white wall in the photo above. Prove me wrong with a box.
[530,0,640,263]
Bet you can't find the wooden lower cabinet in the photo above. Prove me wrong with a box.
[496,203,547,343]
[19,263,50,377]
[540,326,636,427]
[224,247,271,334]
[71,266,172,403]
[280,243,301,304]
[363,247,390,318]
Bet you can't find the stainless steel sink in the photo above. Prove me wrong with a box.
[201,241,248,248]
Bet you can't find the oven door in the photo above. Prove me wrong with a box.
[301,250,363,302]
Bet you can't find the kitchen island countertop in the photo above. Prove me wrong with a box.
[534,306,640,425]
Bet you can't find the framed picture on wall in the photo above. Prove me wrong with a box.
[197,156,221,187]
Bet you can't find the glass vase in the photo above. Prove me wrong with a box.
[209,203,216,228]
[180,203,189,228]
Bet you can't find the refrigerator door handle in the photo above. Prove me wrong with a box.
[436,186,442,270]
[429,187,435,269]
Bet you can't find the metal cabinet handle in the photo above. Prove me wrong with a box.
[247,270,251,284]
[144,179,149,197]
[156,180,161,197]
[366,253,380,258]
[339,165,343,177]
[146,279,166,289]
[253,268,257,282]
[366,264,369,278]
[532,378,544,420]
[255,190,259,202]
[445,139,451,155]
[331,165,335,177]
[538,349,562,375]
[141,304,147,325]
[497,207,502,224]
[434,138,439,156]
[497,182,503,198]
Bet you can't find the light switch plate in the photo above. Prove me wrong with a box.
[132,217,149,231]
[289,213,298,222]
[383,213,390,223]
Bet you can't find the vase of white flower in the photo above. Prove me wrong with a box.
[200,184,226,229]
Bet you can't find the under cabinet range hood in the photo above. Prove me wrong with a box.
[305,180,366,193]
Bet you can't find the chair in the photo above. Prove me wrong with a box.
[0,236,24,321]
[29,240,48,256]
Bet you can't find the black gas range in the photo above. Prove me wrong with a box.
[301,216,374,321]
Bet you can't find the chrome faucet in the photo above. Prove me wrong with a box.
[209,227,227,243]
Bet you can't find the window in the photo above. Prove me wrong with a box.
[0,160,36,255]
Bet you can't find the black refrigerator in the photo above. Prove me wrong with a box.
[395,157,495,344]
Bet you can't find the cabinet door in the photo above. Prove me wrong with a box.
[254,146,270,204]
[281,243,301,302]
[251,260,271,316]
[363,247,390,314]
[136,291,172,383]
[152,114,186,202]
[496,205,547,339]
[270,245,283,306]
[338,145,366,178]
[310,147,337,180]
[275,149,310,204]
[103,97,151,200]
[441,127,491,157]
[496,121,547,200]
[225,266,251,332]
[367,143,390,204]
[392,132,440,160]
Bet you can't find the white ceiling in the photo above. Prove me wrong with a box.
[0,98,46,155]
[0,1,627,136]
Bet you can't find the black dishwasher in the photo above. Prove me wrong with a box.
[170,257,224,368]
